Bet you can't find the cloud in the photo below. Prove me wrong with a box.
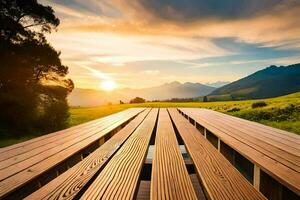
[143,70,160,75]
[39,0,300,89]
[136,0,285,21]
[47,32,229,66]
[45,0,300,50]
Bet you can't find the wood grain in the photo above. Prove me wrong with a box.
[0,108,142,155]
[197,110,300,172]
[0,108,144,199]
[169,108,266,200]
[25,109,151,200]
[178,108,300,196]
[0,109,140,181]
[151,108,197,200]
[0,109,140,170]
[81,109,158,200]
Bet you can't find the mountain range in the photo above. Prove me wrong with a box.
[69,82,215,106]
[210,63,300,100]
[69,63,300,106]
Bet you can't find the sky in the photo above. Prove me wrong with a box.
[40,0,300,90]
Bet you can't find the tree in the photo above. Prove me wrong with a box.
[130,97,146,104]
[0,0,73,135]
[203,96,208,102]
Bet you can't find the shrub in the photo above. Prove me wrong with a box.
[252,101,267,108]
[234,104,300,122]
[227,107,241,112]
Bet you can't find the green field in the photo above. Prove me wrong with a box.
[1,92,299,147]
[70,92,300,133]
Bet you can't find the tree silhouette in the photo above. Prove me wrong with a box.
[130,97,146,104]
[0,0,73,135]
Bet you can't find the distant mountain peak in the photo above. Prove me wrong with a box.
[183,82,197,86]
[164,81,181,86]
[206,81,231,88]
[210,63,300,99]
[69,81,216,106]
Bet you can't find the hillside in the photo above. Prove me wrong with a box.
[210,63,300,99]
[69,82,215,106]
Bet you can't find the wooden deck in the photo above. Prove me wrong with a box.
[0,108,299,199]
[178,108,300,200]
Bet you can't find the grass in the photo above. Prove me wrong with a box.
[1,92,299,147]
[69,92,300,135]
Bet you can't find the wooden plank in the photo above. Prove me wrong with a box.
[0,116,112,163]
[0,109,141,181]
[178,108,300,196]
[181,108,300,174]
[0,108,141,155]
[254,165,261,190]
[169,108,266,200]
[192,110,300,173]
[0,109,140,170]
[151,109,197,200]
[201,108,300,146]
[25,109,151,200]
[200,109,300,155]
[0,109,144,199]
[81,109,158,200]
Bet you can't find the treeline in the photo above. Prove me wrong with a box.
[0,0,73,136]
[120,95,246,105]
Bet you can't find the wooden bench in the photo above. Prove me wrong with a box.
[0,108,144,199]
[178,108,300,200]
[151,108,197,200]
[81,108,158,199]
[26,108,151,200]
[0,108,279,199]
[169,108,266,200]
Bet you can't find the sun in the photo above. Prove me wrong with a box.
[101,80,116,91]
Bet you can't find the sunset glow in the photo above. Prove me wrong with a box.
[41,0,300,90]
[101,80,116,91]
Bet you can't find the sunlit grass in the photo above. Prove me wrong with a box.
[69,92,300,135]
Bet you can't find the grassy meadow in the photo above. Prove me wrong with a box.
[70,92,300,133]
[1,92,299,147]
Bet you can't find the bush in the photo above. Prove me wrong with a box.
[227,107,241,112]
[234,104,300,122]
[252,101,267,108]
[130,97,146,104]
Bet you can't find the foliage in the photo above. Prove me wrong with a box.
[251,101,267,108]
[227,107,240,112]
[0,0,73,136]
[236,104,300,122]
[130,97,146,104]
